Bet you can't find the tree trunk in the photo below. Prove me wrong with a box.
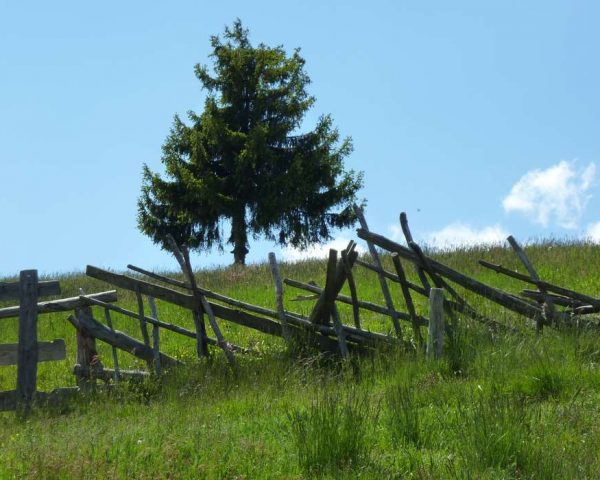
[230,209,249,265]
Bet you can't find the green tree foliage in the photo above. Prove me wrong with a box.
[138,20,363,264]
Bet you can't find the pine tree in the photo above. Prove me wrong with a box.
[138,20,363,264]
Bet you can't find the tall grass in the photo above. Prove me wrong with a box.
[287,389,377,476]
[1,240,600,478]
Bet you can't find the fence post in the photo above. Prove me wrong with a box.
[427,288,445,359]
[16,269,39,409]
[74,307,100,389]
[268,252,292,347]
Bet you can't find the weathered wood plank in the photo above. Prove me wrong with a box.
[73,364,149,382]
[86,265,396,351]
[309,249,339,325]
[307,248,359,325]
[0,340,65,366]
[331,304,349,358]
[166,236,235,368]
[16,270,39,405]
[356,208,402,338]
[268,252,292,346]
[520,290,586,308]
[147,296,161,375]
[427,288,445,359]
[356,229,541,318]
[0,280,61,302]
[0,291,118,320]
[127,264,189,289]
[507,235,555,330]
[392,254,424,346]
[341,249,361,329]
[354,259,429,297]
[1,387,81,412]
[74,305,100,388]
[399,212,432,292]
[134,286,151,347]
[67,310,181,369]
[284,277,429,326]
[479,259,600,306]
[79,295,250,353]
[103,307,120,382]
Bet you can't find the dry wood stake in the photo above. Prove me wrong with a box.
[356,207,402,338]
[73,306,101,389]
[0,291,118,320]
[165,235,237,372]
[16,270,39,408]
[400,212,432,292]
[134,285,151,347]
[479,259,600,307]
[427,288,445,359]
[392,254,424,346]
[507,235,555,330]
[67,310,181,368]
[268,252,292,347]
[331,304,349,358]
[103,307,120,382]
[147,296,161,375]
[285,278,428,326]
[79,295,248,353]
[355,258,429,297]
[341,249,361,329]
[356,228,542,318]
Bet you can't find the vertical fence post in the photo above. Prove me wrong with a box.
[74,307,100,389]
[268,252,292,348]
[103,307,120,382]
[16,269,39,410]
[427,288,445,359]
[147,296,161,376]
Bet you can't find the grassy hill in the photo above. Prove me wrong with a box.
[1,242,600,479]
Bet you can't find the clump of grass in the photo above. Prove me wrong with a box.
[442,323,481,377]
[385,384,426,448]
[457,386,534,472]
[512,348,568,400]
[287,389,376,476]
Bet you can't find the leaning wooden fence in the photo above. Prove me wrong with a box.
[5,210,599,412]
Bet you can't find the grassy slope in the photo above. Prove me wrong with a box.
[1,242,600,479]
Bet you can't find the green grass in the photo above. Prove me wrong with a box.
[1,241,600,478]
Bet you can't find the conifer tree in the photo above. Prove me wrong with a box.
[138,20,363,264]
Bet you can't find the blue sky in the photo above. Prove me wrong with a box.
[2,1,600,276]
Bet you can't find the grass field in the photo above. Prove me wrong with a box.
[1,241,600,479]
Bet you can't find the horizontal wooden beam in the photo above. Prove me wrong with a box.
[0,387,80,412]
[67,309,181,369]
[0,280,61,302]
[357,229,541,318]
[73,364,150,382]
[479,259,600,306]
[0,291,118,320]
[0,339,66,366]
[79,295,250,353]
[520,290,587,308]
[284,277,429,327]
[354,259,428,297]
[87,265,398,351]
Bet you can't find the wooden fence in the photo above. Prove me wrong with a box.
[4,210,599,408]
[0,270,118,413]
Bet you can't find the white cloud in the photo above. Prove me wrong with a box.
[585,221,600,242]
[281,237,366,262]
[425,223,509,249]
[502,160,596,229]
[389,224,404,242]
